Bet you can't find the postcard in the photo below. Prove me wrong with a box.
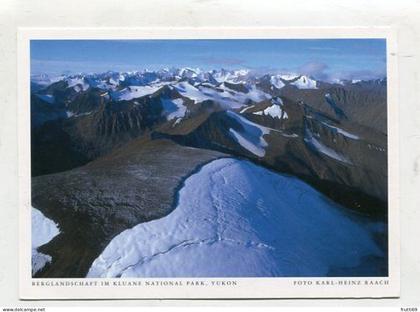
[18,27,399,299]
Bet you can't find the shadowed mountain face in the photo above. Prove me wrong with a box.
[31,69,388,277]
[279,80,387,134]
[31,85,195,176]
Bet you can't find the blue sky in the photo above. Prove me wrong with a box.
[31,39,386,81]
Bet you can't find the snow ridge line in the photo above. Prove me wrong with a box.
[169,156,233,216]
[98,158,278,277]
[209,159,237,240]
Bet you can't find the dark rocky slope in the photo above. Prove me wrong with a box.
[32,139,226,277]
[279,81,387,134]
[31,86,194,176]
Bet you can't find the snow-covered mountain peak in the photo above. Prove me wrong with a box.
[291,75,317,89]
[278,73,299,81]
[178,67,201,79]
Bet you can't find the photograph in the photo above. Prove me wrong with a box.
[29,38,390,279]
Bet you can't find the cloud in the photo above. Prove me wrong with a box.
[282,61,385,82]
[243,65,295,76]
[331,69,386,81]
[251,60,386,82]
[248,62,331,80]
[298,62,329,80]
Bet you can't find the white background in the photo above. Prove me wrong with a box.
[1,0,419,307]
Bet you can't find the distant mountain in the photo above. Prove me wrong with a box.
[31,69,386,130]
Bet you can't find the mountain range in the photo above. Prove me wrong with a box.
[30,68,388,277]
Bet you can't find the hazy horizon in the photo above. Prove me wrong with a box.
[31,39,386,81]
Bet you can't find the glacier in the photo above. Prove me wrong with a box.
[304,128,353,164]
[32,207,60,275]
[321,122,360,140]
[111,85,162,101]
[227,111,270,157]
[87,158,383,278]
[173,81,270,109]
[161,98,187,121]
[253,101,288,120]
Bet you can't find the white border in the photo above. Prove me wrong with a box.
[17,27,399,300]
